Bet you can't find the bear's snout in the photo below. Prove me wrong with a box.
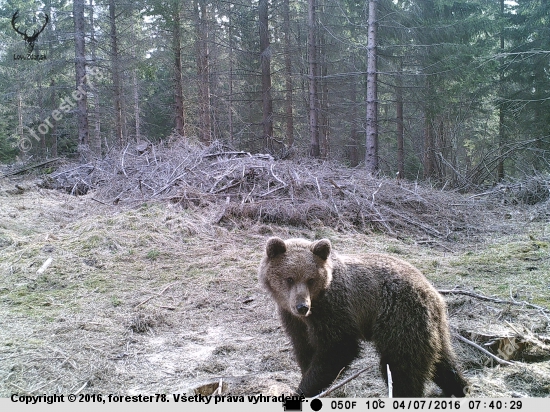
[296,302,310,316]
[291,282,312,317]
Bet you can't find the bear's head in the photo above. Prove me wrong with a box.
[258,237,333,318]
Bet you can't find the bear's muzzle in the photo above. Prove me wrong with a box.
[296,302,310,316]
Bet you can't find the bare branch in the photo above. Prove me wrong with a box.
[454,334,514,366]
[312,367,370,399]
[439,288,550,314]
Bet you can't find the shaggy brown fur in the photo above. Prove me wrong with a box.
[258,237,468,397]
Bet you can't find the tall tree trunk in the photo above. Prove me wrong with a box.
[109,0,123,147]
[90,0,101,155]
[498,104,505,180]
[308,0,320,157]
[228,3,234,144]
[396,61,404,179]
[50,80,58,157]
[365,0,378,173]
[259,0,273,152]
[283,0,294,148]
[45,0,56,157]
[497,0,505,181]
[173,1,186,136]
[533,60,546,171]
[134,69,141,142]
[37,58,46,153]
[349,74,359,166]
[437,119,445,179]
[17,91,25,158]
[195,0,211,143]
[319,20,329,159]
[423,108,435,179]
[73,0,88,150]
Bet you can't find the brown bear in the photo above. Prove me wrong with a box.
[258,237,468,398]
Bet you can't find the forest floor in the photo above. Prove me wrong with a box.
[1,155,550,398]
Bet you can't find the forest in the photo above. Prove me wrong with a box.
[2,0,550,400]
[1,0,549,185]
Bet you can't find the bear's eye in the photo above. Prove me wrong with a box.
[307,278,315,287]
[285,277,294,286]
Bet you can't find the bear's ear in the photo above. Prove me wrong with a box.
[312,238,331,260]
[266,237,287,258]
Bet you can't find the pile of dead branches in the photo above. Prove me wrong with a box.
[495,174,550,205]
[474,174,550,223]
[42,140,493,240]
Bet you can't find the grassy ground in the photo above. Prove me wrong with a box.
[1,178,549,397]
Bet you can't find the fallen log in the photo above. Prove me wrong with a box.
[1,158,61,178]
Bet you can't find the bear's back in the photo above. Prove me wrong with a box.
[319,252,444,341]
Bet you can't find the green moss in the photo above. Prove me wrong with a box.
[314,228,338,240]
[386,245,405,255]
[0,234,13,249]
[6,286,78,318]
[434,238,550,307]
[82,234,103,250]
[146,249,160,261]
[83,275,110,292]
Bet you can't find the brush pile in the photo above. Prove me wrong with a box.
[41,139,497,240]
[487,174,550,205]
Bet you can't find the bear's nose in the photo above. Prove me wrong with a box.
[296,303,310,315]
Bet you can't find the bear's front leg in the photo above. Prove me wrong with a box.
[280,309,314,373]
[297,337,360,397]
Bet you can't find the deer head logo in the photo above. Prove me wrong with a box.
[11,10,49,55]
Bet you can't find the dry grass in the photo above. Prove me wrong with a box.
[1,152,550,397]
